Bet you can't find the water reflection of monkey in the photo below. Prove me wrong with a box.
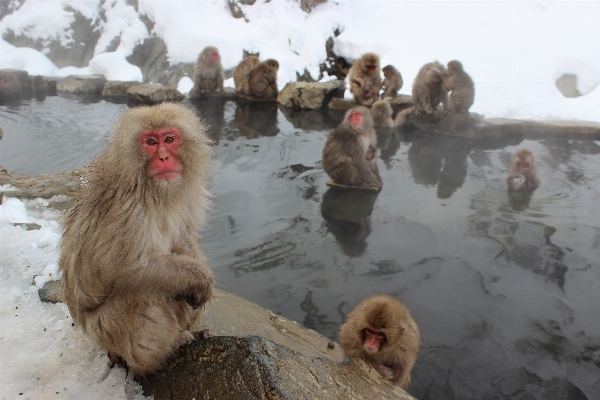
[231,101,279,138]
[321,188,378,257]
[189,98,226,144]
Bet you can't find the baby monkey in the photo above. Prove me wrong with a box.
[506,149,541,191]
[339,295,421,389]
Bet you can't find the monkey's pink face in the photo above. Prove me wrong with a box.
[349,111,362,128]
[366,65,376,73]
[140,128,182,181]
[516,161,530,172]
[363,328,385,353]
[211,52,219,64]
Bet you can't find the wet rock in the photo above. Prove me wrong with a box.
[138,336,414,400]
[277,80,345,110]
[327,97,354,111]
[191,87,237,100]
[1,69,31,94]
[555,74,580,98]
[13,223,41,231]
[38,280,63,304]
[56,75,107,95]
[101,81,142,99]
[126,83,184,105]
[328,94,413,114]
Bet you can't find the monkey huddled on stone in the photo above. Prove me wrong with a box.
[381,65,403,99]
[59,103,215,375]
[412,61,448,114]
[348,53,382,106]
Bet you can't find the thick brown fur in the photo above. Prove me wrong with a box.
[506,149,541,191]
[339,295,421,389]
[381,65,403,99]
[0,71,22,100]
[31,75,47,94]
[59,103,215,376]
[322,106,382,189]
[441,60,475,113]
[233,55,260,96]
[348,52,382,106]
[371,100,394,128]
[412,61,448,114]
[249,59,279,99]
[190,46,224,98]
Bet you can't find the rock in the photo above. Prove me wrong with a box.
[1,69,31,93]
[138,336,414,400]
[327,97,354,111]
[328,94,413,113]
[13,223,41,230]
[126,83,184,105]
[555,74,580,98]
[388,94,414,112]
[101,81,142,99]
[38,280,63,304]
[319,37,351,81]
[190,87,237,100]
[300,0,328,13]
[277,80,345,110]
[56,75,107,95]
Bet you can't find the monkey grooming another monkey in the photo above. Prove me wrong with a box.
[441,60,475,113]
[371,99,394,128]
[348,52,382,106]
[322,106,382,190]
[249,59,279,100]
[506,149,541,191]
[59,103,215,376]
[412,61,448,114]
[381,65,403,99]
[190,46,224,98]
[339,295,421,389]
[233,55,260,97]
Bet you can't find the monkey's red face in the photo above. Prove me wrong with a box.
[363,328,385,353]
[516,161,530,172]
[211,52,218,64]
[366,65,376,73]
[349,111,362,128]
[140,128,182,181]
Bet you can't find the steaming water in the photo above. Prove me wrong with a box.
[1,96,599,399]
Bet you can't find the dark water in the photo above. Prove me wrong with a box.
[2,96,599,400]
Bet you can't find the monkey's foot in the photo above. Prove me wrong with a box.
[192,329,213,341]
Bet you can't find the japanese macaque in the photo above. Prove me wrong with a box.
[249,59,279,100]
[393,106,414,128]
[381,65,403,99]
[31,75,47,94]
[371,99,394,128]
[59,103,215,376]
[412,61,448,114]
[233,55,260,97]
[348,52,382,106]
[0,71,22,100]
[506,149,540,191]
[339,295,421,389]
[190,46,224,98]
[322,106,382,190]
[441,60,475,113]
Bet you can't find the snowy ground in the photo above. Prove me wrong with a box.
[1,0,599,121]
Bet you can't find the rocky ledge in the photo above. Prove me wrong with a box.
[4,170,415,399]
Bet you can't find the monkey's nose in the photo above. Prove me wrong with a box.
[158,146,169,161]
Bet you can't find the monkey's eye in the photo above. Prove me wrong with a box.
[165,136,174,143]
[146,138,157,146]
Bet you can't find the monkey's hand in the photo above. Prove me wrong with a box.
[371,361,394,380]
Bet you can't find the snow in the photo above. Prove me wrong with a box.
[1,0,599,120]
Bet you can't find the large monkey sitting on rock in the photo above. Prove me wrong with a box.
[348,52,382,106]
[190,46,224,98]
[412,61,448,114]
[322,106,382,190]
[59,103,215,376]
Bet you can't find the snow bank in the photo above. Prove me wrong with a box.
[1,0,599,120]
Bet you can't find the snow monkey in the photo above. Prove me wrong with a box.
[339,295,421,389]
[441,60,475,113]
[412,61,448,114]
[371,99,394,128]
[59,103,215,376]
[381,64,403,99]
[190,46,224,98]
[249,59,280,99]
[322,106,382,190]
[348,52,382,106]
[0,70,22,100]
[233,55,260,97]
[506,149,541,191]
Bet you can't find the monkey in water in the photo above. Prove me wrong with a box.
[190,46,224,98]
[506,149,540,191]
[249,59,279,100]
[59,103,215,376]
[441,60,475,113]
[412,61,448,114]
[322,106,382,190]
[339,295,421,389]
[348,52,382,106]
[233,55,260,97]
[381,65,403,99]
